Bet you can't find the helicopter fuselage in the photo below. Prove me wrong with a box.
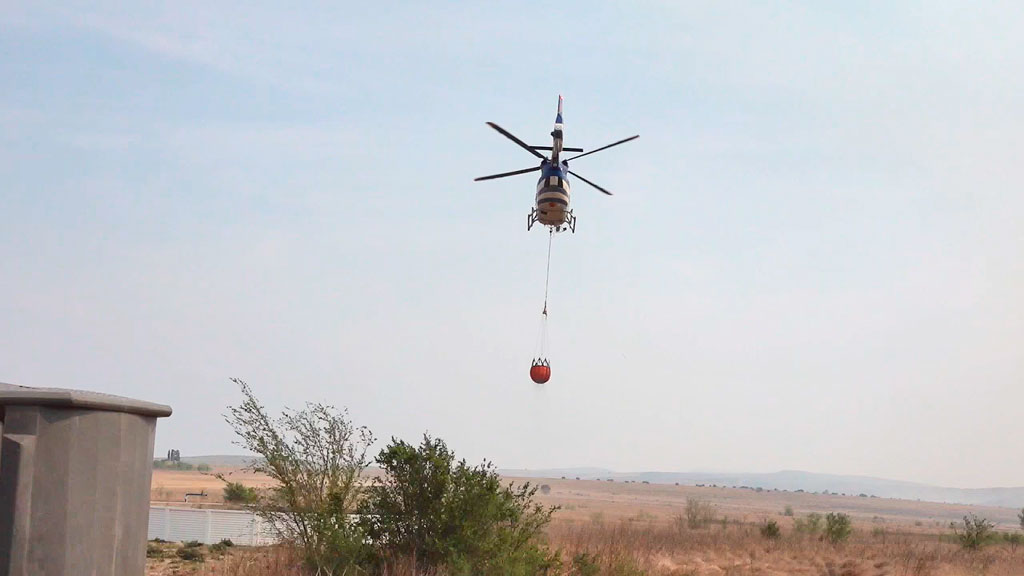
[535,160,571,228]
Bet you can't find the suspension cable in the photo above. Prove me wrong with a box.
[542,227,553,315]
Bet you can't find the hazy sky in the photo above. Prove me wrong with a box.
[2,2,1022,488]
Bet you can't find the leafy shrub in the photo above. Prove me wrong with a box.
[952,514,995,550]
[540,484,551,495]
[196,463,211,472]
[209,542,227,554]
[222,481,258,504]
[182,540,202,548]
[176,546,204,562]
[824,512,853,544]
[1019,508,1024,531]
[760,519,781,540]
[783,505,794,517]
[358,434,558,573]
[218,538,234,547]
[146,543,164,558]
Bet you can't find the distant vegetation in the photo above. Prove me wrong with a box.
[152,459,198,469]
[794,512,824,536]
[222,481,258,504]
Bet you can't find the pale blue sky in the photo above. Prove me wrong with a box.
[2,2,1022,488]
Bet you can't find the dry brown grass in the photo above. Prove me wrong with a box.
[148,470,1024,575]
[546,518,1024,575]
[146,519,1024,576]
[151,468,276,505]
[147,543,304,576]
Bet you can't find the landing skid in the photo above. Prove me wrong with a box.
[528,208,576,233]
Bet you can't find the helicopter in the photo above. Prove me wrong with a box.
[474,95,638,233]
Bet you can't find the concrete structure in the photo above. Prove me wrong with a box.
[0,382,171,576]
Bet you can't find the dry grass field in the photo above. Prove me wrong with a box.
[151,467,276,505]
[149,468,1024,575]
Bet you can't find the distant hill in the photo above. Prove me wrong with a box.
[500,468,1024,509]
[177,456,1024,508]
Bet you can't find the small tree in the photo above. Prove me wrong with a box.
[824,512,852,544]
[783,505,794,517]
[1018,508,1024,531]
[225,379,374,575]
[952,514,995,551]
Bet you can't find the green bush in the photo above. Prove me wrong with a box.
[783,505,794,517]
[218,538,235,547]
[181,540,202,548]
[222,481,258,504]
[824,512,852,544]
[952,514,995,550]
[196,463,211,472]
[358,434,558,573]
[1002,532,1023,553]
[176,546,204,562]
[759,519,781,540]
[209,542,227,554]
[794,512,823,535]
[146,543,164,558]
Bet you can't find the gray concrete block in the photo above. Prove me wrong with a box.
[0,382,171,576]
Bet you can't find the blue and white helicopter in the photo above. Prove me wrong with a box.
[475,95,638,233]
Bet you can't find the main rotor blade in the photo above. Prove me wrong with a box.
[486,122,546,159]
[567,170,613,195]
[565,135,639,162]
[474,165,542,181]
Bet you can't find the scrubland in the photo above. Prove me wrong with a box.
[149,469,1024,575]
[147,516,1024,576]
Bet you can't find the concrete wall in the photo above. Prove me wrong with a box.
[0,384,171,576]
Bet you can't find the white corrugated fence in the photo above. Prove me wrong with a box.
[148,506,279,545]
